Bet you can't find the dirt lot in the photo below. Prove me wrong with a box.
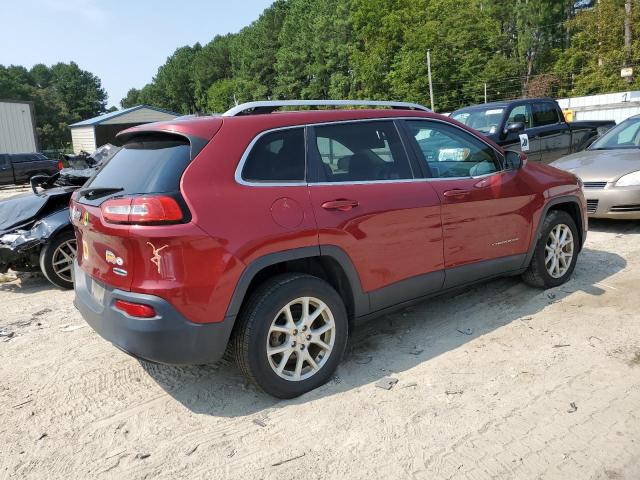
[1,184,639,480]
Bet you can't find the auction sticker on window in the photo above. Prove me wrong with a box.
[519,133,530,152]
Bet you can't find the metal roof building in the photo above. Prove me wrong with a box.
[0,100,38,154]
[69,105,178,153]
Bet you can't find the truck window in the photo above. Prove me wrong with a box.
[451,108,504,134]
[506,105,532,128]
[12,154,35,163]
[532,103,560,127]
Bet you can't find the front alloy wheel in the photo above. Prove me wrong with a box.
[545,224,574,278]
[522,210,579,289]
[40,230,77,289]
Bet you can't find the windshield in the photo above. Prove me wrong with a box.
[590,117,640,150]
[451,108,504,134]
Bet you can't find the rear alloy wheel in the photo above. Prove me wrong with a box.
[40,230,76,289]
[523,210,578,289]
[266,296,336,381]
[233,274,348,398]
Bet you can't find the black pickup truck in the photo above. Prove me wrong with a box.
[451,98,615,163]
[0,153,61,186]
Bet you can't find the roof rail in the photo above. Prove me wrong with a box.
[222,100,431,117]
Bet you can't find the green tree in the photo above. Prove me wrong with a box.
[555,0,640,95]
[274,0,352,99]
[231,0,289,99]
[49,62,107,122]
[120,88,142,108]
[205,78,268,112]
[0,62,107,150]
[193,34,233,110]
[153,44,202,113]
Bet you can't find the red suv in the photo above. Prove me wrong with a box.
[71,100,587,398]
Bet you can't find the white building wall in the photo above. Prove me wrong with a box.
[71,126,96,154]
[574,106,640,124]
[0,101,37,153]
[557,91,640,124]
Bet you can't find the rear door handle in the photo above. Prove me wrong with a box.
[321,199,359,211]
[443,189,470,199]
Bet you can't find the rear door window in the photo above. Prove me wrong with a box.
[405,120,501,178]
[312,121,412,182]
[241,128,305,182]
[82,134,192,198]
[11,154,30,163]
[506,105,533,129]
[532,102,560,126]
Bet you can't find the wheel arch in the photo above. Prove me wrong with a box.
[523,195,585,268]
[225,246,369,330]
[36,208,75,243]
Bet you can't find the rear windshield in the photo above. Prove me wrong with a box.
[84,135,191,195]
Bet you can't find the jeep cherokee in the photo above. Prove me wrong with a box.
[71,100,587,398]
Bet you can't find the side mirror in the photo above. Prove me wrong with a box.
[505,150,525,170]
[505,121,525,134]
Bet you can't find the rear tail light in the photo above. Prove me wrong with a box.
[57,160,64,170]
[115,300,156,318]
[101,196,183,225]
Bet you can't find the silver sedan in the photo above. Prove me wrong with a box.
[551,115,640,219]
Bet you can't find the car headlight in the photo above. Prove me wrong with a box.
[0,234,20,244]
[615,171,640,187]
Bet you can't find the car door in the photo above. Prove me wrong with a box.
[403,119,535,288]
[502,104,542,162]
[11,154,30,183]
[307,119,444,311]
[0,155,13,184]
[530,101,571,163]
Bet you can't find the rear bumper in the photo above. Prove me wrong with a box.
[584,186,640,219]
[73,261,235,365]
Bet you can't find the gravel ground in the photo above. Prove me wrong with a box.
[1,184,639,480]
[0,185,30,201]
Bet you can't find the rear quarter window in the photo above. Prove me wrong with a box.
[241,128,306,182]
[84,134,192,195]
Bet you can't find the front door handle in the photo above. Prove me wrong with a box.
[321,199,359,211]
[443,189,470,199]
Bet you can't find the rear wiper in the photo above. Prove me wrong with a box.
[77,186,124,200]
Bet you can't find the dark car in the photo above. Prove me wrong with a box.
[451,98,615,164]
[0,153,62,186]
[0,145,120,289]
[71,99,586,398]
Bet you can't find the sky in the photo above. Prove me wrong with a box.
[1,0,274,108]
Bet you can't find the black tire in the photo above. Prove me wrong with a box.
[40,230,76,289]
[232,273,348,398]
[522,210,579,289]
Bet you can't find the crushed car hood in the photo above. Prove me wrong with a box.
[0,187,76,234]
